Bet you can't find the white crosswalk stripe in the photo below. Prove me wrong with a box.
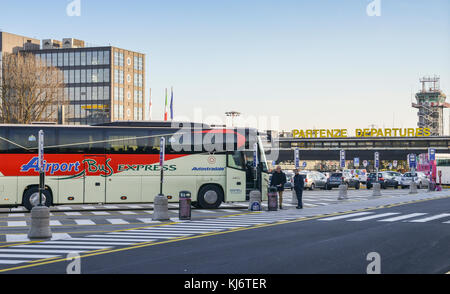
[118,211,136,215]
[72,237,156,242]
[378,213,428,222]
[91,211,111,215]
[137,218,158,224]
[74,219,96,225]
[7,221,27,227]
[65,212,82,216]
[8,213,25,217]
[50,220,62,226]
[13,245,110,250]
[347,213,400,221]
[408,213,450,223]
[319,212,374,221]
[106,219,129,225]
[45,241,134,246]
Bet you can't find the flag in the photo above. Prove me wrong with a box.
[170,87,174,120]
[148,88,152,120]
[164,88,168,121]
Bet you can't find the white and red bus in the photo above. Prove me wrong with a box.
[0,122,269,210]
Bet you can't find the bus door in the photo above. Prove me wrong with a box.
[226,151,247,202]
[83,155,107,204]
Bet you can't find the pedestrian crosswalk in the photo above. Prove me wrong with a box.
[0,213,303,267]
[318,211,450,224]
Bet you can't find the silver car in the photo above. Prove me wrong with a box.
[400,172,429,189]
[301,171,328,190]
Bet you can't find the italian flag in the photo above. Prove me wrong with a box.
[164,88,168,121]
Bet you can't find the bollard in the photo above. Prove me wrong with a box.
[427,181,435,192]
[28,206,52,240]
[409,182,418,194]
[268,187,278,211]
[338,184,348,200]
[248,190,262,211]
[179,191,192,220]
[291,189,299,205]
[372,183,382,196]
[152,194,170,221]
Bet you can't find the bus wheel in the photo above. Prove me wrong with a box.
[23,187,52,211]
[197,185,224,209]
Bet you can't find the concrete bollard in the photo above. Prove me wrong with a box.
[291,189,299,205]
[248,190,262,211]
[409,182,418,194]
[372,183,382,196]
[28,206,52,240]
[427,181,435,192]
[152,194,170,221]
[338,184,348,200]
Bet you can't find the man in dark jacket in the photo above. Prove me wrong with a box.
[270,166,287,209]
[293,169,304,209]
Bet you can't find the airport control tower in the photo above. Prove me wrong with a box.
[412,76,449,136]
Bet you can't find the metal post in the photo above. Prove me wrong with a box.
[38,130,45,206]
[159,137,165,196]
[253,143,258,189]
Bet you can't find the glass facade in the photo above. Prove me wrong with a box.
[34,48,112,125]
[32,46,144,125]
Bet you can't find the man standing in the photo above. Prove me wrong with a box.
[270,166,287,209]
[293,169,304,209]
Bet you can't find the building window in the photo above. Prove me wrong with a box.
[114,69,119,84]
[92,69,98,83]
[64,53,69,66]
[87,69,92,83]
[119,71,124,84]
[81,52,86,66]
[69,70,75,83]
[75,70,80,83]
[69,52,75,66]
[134,73,138,86]
[127,57,131,66]
[114,87,119,101]
[98,51,104,65]
[104,69,110,83]
[138,57,143,70]
[127,92,131,100]
[134,56,138,70]
[119,88,124,103]
[134,90,138,103]
[114,52,119,66]
[119,53,124,67]
[75,52,80,66]
[104,51,110,65]
[80,69,86,83]
[87,51,92,65]
[127,74,131,83]
[52,54,57,67]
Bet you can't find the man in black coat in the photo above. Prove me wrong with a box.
[270,166,287,209]
[293,169,304,209]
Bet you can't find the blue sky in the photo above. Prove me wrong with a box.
[1,0,449,131]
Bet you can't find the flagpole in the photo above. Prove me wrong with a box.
[148,88,152,121]
[170,86,174,121]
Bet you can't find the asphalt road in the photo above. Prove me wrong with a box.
[8,197,450,274]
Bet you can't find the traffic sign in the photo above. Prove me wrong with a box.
[38,130,44,172]
[340,150,346,169]
[363,160,368,167]
[408,154,417,169]
[374,152,380,169]
[354,157,360,167]
[160,137,166,167]
[428,148,436,161]
[253,143,259,168]
[294,148,300,169]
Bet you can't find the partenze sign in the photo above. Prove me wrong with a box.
[291,128,431,138]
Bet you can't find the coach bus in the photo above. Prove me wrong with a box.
[0,122,269,210]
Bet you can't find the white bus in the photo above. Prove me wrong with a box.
[0,122,269,210]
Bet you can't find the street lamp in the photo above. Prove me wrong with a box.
[225,111,241,127]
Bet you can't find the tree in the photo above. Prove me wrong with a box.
[0,52,65,124]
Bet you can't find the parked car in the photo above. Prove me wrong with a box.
[284,172,294,190]
[326,172,360,190]
[400,172,429,189]
[366,172,399,189]
[301,171,328,190]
